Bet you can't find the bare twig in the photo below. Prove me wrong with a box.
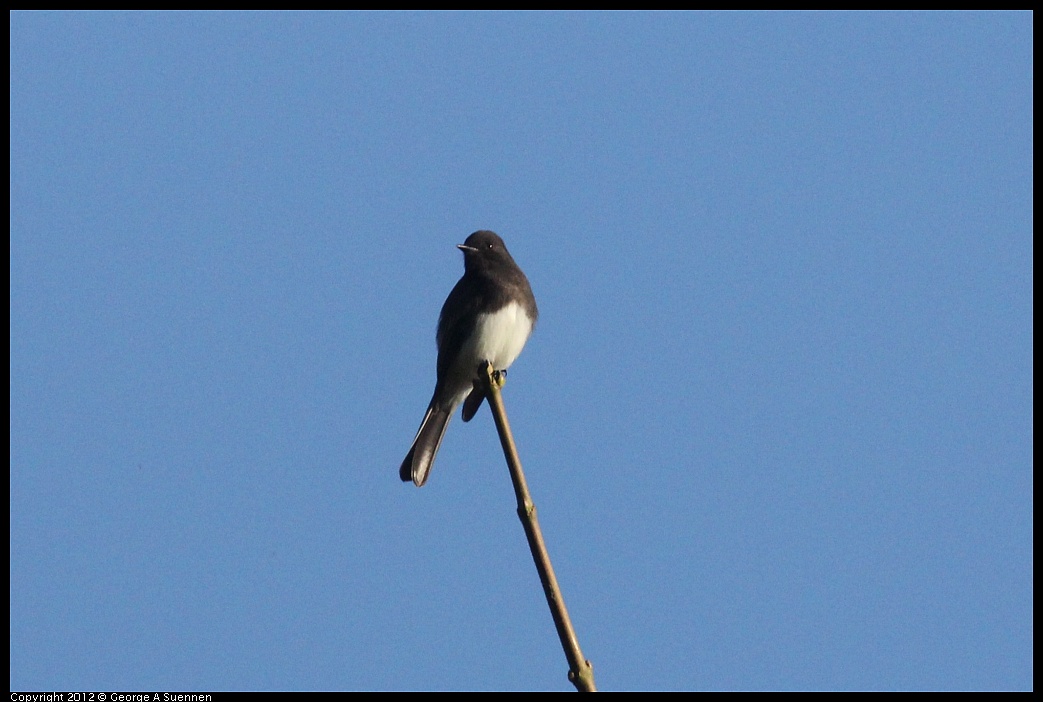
[480,362,597,692]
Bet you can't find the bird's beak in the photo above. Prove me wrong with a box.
[457,244,478,253]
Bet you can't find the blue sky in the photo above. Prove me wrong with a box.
[10,11,1032,692]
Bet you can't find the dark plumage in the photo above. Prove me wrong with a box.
[400,230,538,487]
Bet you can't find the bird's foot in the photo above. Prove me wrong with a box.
[476,361,508,389]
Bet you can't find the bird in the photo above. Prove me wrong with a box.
[400,230,538,487]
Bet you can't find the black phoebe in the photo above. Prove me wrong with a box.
[400,230,539,487]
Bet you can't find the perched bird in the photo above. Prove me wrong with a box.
[400,230,538,487]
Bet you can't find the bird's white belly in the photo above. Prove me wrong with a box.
[468,301,533,371]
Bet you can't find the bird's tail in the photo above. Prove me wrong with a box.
[399,405,453,487]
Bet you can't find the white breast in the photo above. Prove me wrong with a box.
[471,301,534,371]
